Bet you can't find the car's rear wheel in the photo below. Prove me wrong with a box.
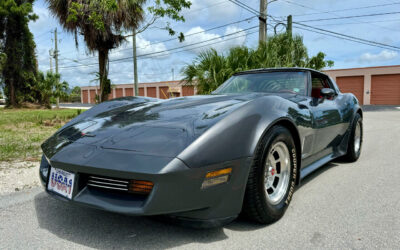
[242,125,297,224]
[343,113,363,162]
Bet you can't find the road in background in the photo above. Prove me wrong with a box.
[53,103,93,109]
[0,108,399,249]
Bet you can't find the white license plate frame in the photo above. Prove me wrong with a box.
[47,167,75,200]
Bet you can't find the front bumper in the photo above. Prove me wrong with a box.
[39,145,252,222]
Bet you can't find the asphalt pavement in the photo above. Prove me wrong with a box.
[0,108,399,249]
[53,103,94,109]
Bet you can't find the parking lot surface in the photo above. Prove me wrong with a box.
[0,108,399,249]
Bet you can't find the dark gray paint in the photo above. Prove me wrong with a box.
[40,68,362,224]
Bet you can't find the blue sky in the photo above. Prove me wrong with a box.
[29,0,400,87]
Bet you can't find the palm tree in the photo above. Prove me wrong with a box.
[46,0,191,103]
[182,33,334,94]
[35,71,68,108]
[46,0,146,102]
[53,78,69,108]
[35,71,55,108]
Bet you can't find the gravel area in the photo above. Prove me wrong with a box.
[0,161,40,195]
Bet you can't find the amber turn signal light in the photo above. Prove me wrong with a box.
[205,168,232,178]
[129,180,154,194]
[202,167,232,189]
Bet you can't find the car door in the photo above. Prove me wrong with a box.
[307,72,347,159]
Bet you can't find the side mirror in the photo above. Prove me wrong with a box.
[321,88,335,98]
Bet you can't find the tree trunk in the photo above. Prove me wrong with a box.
[5,22,18,108]
[9,79,16,107]
[98,49,109,103]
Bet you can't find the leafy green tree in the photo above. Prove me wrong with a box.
[183,33,334,94]
[68,86,81,103]
[0,52,6,72]
[46,0,191,102]
[53,78,69,108]
[0,0,39,107]
[35,71,69,108]
[35,72,54,108]
[71,86,81,96]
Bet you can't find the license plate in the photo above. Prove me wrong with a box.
[47,167,75,199]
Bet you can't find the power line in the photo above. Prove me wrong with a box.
[57,3,233,57]
[117,26,256,60]
[63,16,257,63]
[140,29,257,60]
[34,29,52,39]
[293,22,400,51]
[293,25,398,52]
[298,11,400,22]
[292,2,400,17]
[183,0,228,14]
[282,0,400,32]
[312,18,400,27]
[102,16,256,55]
[56,30,257,71]
[56,27,258,70]
[111,26,255,62]
[282,0,318,11]
[283,0,398,32]
[227,0,260,15]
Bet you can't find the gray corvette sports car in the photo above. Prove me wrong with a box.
[40,68,363,227]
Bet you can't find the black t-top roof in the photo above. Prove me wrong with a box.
[234,67,327,76]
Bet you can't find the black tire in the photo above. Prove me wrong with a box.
[242,125,298,224]
[343,113,363,162]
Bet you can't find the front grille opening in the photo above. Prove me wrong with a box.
[82,174,153,196]
[88,176,129,191]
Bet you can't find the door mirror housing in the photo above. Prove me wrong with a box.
[321,88,335,98]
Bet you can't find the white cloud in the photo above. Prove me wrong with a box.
[358,50,398,64]
[30,0,400,87]
[109,34,169,60]
[223,26,247,47]
[182,25,247,54]
[136,35,169,58]
[181,0,241,22]
[29,6,52,33]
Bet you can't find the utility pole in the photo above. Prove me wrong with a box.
[54,28,60,108]
[49,49,53,73]
[54,28,59,75]
[259,0,267,43]
[133,31,139,96]
[287,15,292,38]
[171,68,174,81]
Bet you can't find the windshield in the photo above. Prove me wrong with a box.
[213,71,308,95]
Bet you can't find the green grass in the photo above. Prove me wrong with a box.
[0,109,82,162]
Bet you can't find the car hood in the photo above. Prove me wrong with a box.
[42,93,267,158]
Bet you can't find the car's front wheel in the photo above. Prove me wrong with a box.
[343,113,363,162]
[242,125,297,224]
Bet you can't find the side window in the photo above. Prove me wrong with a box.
[311,74,332,99]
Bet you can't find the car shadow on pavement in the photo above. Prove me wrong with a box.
[34,193,228,249]
[225,161,343,232]
[34,161,349,245]
[297,161,341,190]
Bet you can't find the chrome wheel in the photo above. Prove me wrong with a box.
[264,141,291,205]
[354,120,362,153]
